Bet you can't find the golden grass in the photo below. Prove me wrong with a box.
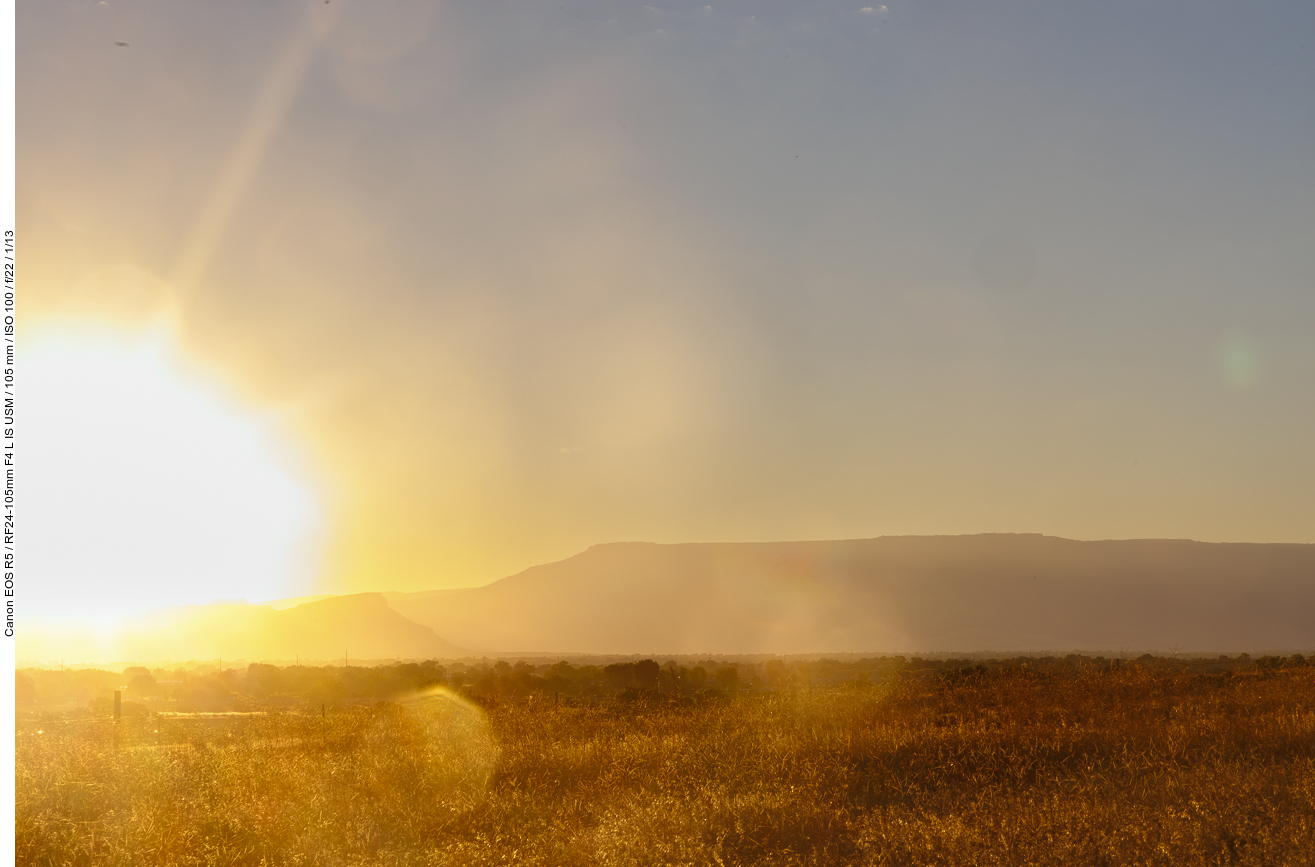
[17,665,1315,866]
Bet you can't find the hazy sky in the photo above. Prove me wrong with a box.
[20,0,1315,600]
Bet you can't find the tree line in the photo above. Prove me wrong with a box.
[16,652,1304,715]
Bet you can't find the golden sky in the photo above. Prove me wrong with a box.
[20,0,1315,611]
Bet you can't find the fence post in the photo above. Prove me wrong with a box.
[114,690,122,724]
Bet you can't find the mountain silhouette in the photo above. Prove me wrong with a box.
[387,535,1315,654]
[22,535,1315,664]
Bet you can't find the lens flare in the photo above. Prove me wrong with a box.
[391,686,500,800]
[1219,335,1259,389]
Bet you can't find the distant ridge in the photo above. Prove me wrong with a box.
[23,535,1315,664]
[386,534,1315,654]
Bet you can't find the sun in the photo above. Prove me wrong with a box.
[25,324,325,622]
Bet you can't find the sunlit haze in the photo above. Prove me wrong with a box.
[25,326,324,620]
[15,7,1315,862]
[18,0,1315,597]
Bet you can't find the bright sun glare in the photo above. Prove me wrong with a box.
[27,326,324,622]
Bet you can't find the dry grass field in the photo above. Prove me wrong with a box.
[17,663,1315,866]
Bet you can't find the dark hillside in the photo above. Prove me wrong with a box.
[389,535,1315,654]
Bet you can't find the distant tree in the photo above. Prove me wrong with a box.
[548,661,575,680]
[245,663,284,698]
[180,676,236,712]
[814,659,842,678]
[473,671,498,698]
[634,659,660,688]
[604,663,636,689]
[127,673,158,699]
[660,661,683,690]
[15,673,36,704]
[715,666,739,691]
[503,662,539,695]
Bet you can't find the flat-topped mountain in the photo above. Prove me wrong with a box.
[22,535,1315,664]
[387,534,1315,654]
